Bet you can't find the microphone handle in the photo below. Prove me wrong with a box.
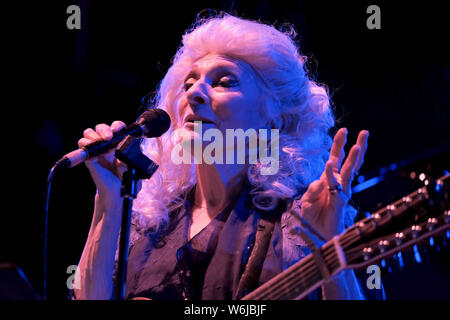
[55,123,144,169]
[85,123,143,158]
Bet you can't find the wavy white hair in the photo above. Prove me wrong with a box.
[131,13,356,237]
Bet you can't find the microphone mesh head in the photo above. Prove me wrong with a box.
[138,109,171,138]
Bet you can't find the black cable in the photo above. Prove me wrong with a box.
[43,164,59,300]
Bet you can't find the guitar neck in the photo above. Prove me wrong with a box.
[242,173,449,300]
[243,214,450,300]
[242,240,343,300]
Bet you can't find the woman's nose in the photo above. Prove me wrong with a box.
[186,82,210,106]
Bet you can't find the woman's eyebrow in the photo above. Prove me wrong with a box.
[209,65,240,78]
[184,63,241,82]
[184,69,199,82]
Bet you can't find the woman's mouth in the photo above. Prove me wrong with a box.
[184,115,215,125]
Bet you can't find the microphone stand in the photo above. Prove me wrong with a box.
[114,135,158,300]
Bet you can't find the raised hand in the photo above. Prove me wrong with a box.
[299,128,369,240]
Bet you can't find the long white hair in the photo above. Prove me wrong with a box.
[131,13,354,237]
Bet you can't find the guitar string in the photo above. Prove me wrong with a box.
[267,272,323,300]
[249,235,349,299]
[243,256,314,299]
[261,248,339,300]
[249,242,340,299]
[260,243,339,299]
[263,209,450,299]
[271,242,355,300]
[270,232,364,299]
[251,230,362,299]
[249,256,321,299]
[269,258,330,299]
[247,250,328,300]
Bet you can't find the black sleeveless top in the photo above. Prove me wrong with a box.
[123,184,294,300]
[110,184,384,300]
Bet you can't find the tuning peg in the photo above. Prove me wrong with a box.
[418,173,427,182]
[401,196,412,208]
[363,247,373,261]
[395,232,405,246]
[411,225,422,239]
[371,213,381,221]
[444,210,450,224]
[426,218,438,231]
[377,240,393,273]
[417,187,427,195]
[434,179,443,192]
[378,240,389,253]
[386,204,396,213]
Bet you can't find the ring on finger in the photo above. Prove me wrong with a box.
[328,184,343,195]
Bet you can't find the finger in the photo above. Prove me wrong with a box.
[325,160,340,189]
[83,128,101,141]
[95,123,114,140]
[337,148,345,171]
[353,130,369,175]
[78,137,93,148]
[340,144,361,190]
[329,128,347,171]
[111,120,126,133]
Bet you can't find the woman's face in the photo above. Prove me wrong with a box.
[178,54,265,136]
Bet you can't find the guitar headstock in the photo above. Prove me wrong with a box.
[242,173,449,301]
[345,211,449,269]
[339,173,450,271]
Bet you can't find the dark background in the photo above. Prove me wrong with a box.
[2,0,449,300]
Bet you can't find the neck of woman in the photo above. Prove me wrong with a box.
[194,162,247,218]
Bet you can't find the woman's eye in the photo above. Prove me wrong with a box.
[183,82,194,91]
[215,76,237,88]
[183,76,238,91]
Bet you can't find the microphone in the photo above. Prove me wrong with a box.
[54,109,170,169]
